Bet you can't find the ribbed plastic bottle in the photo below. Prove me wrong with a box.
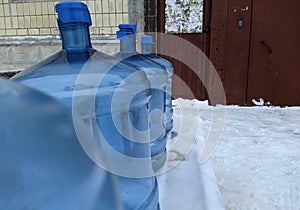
[0,78,123,210]
[11,2,159,210]
[141,35,174,134]
[114,24,168,171]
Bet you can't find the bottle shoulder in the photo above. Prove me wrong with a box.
[11,48,150,90]
[146,55,174,74]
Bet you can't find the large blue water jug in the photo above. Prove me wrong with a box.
[141,35,174,134]
[114,24,168,171]
[11,2,159,209]
[0,78,123,210]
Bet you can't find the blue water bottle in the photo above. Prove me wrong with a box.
[11,2,159,209]
[0,78,123,210]
[141,35,174,134]
[115,24,168,171]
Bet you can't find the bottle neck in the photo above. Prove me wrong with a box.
[59,22,92,51]
[141,43,152,55]
[120,36,136,53]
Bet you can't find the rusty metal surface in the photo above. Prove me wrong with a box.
[159,33,207,100]
[157,0,211,100]
[157,0,300,105]
[247,0,300,106]
[210,0,229,87]
[224,0,253,105]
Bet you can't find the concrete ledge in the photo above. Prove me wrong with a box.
[0,35,120,71]
[0,35,118,45]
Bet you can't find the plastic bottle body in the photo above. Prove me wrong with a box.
[115,28,169,170]
[154,58,173,133]
[0,78,123,210]
[12,49,159,210]
[115,51,168,171]
[11,2,159,209]
[142,42,174,134]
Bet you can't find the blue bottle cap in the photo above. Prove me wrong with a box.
[118,24,137,35]
[116,31,128,39]
[55,2,92,26]
[141,35,153,45]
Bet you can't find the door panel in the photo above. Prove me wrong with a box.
[247,0,300,105]
[224,0,253,105]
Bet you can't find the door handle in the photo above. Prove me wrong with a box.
[261,40,273,53]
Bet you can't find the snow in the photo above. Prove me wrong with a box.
[196,100,300,210]
[158,98,224,210]
[159,98,300,209]
[251,98,265,106]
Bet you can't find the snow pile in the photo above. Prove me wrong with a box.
[197,103,300,210]
[158,99,224,210]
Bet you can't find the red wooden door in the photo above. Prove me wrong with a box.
[247,0,300,105]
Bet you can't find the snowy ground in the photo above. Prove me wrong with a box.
[196,100,300,210]
[158,99,224,210]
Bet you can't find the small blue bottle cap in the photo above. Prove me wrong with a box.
[116,31,128,39]
[141,35,153,45]
[55,2,92,26]
[118,24,137,35]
